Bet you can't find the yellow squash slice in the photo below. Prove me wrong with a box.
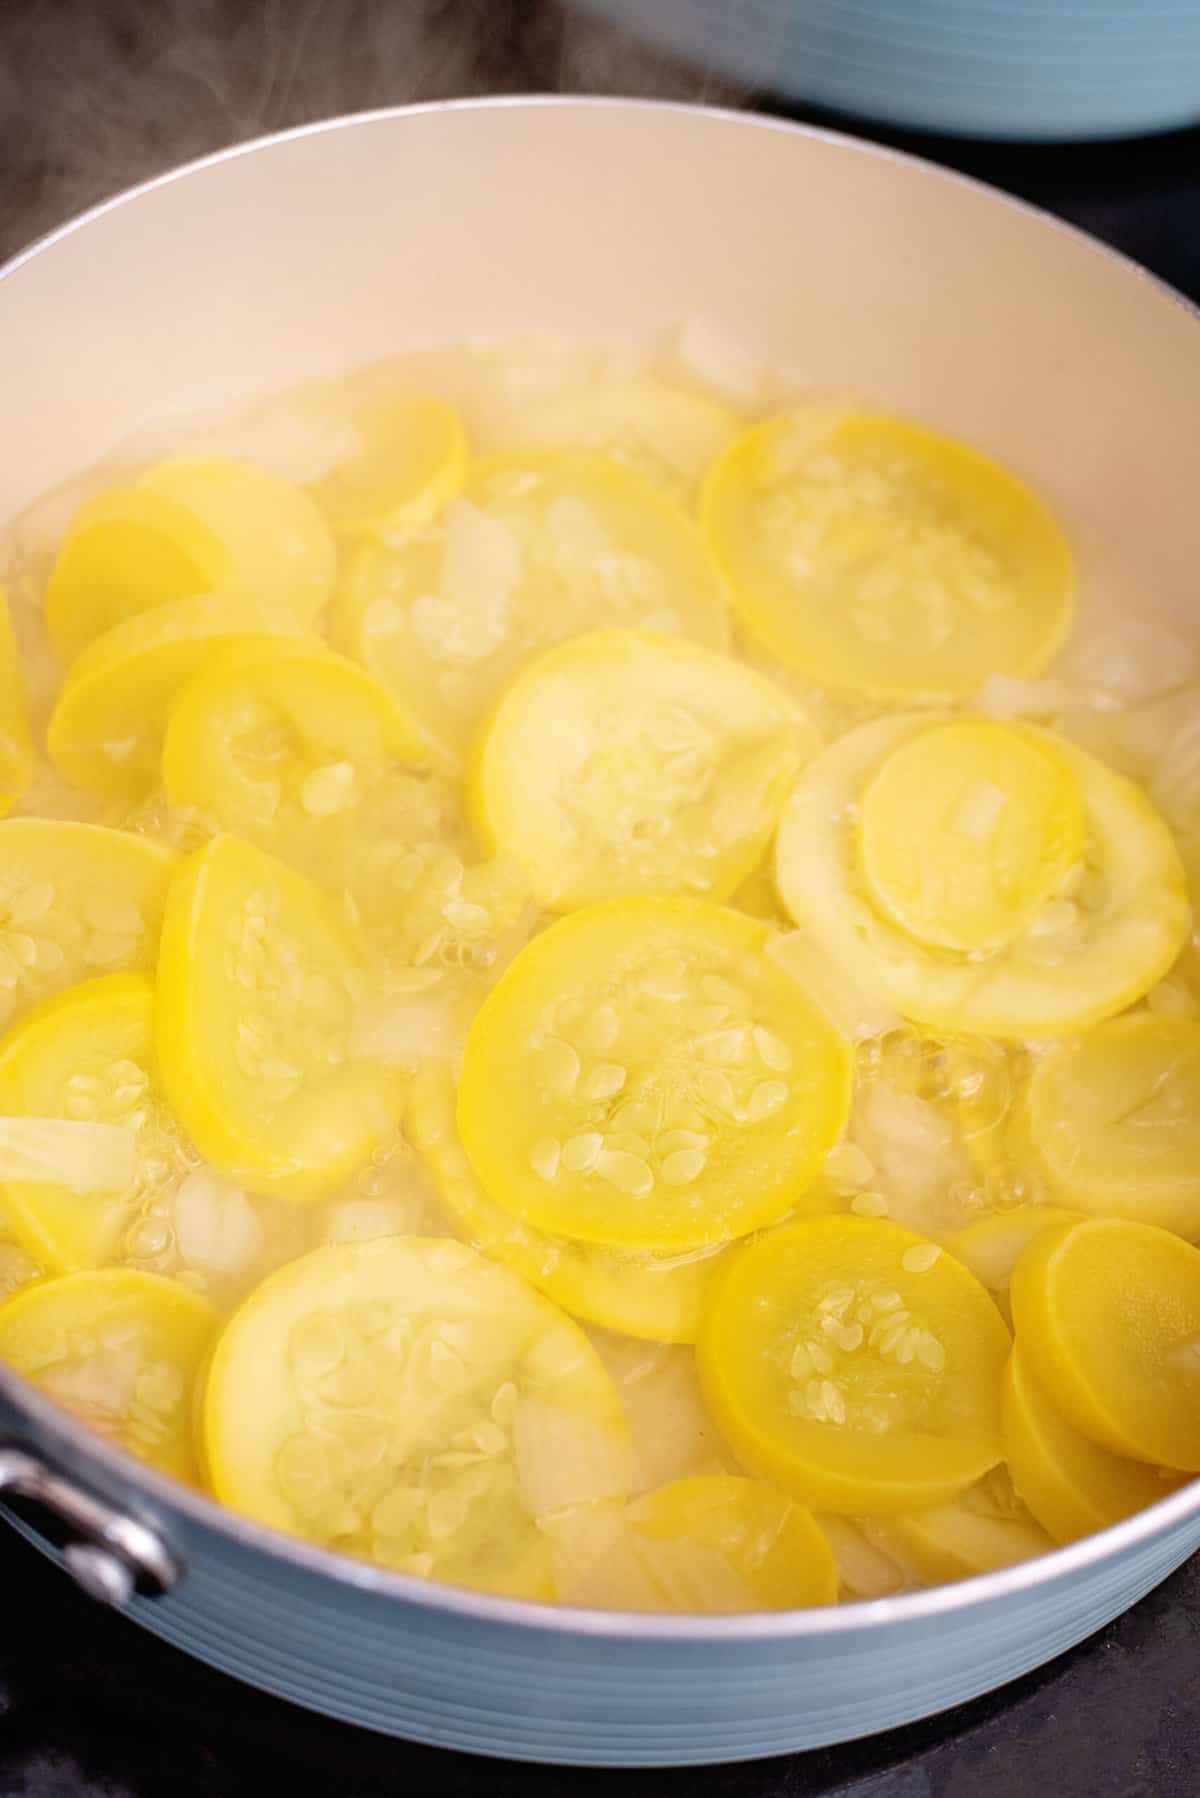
[156,835,403,1200]
[775,715,1189,1040]
[1015,1015,1200,1239]
[162,638,428,872]
[624,1473,838,1610]
[1002,1347,1183,1545]
[310,391,468,539]
[203,1235,631,1596]
[0,585,33,814]
[139,456,336,627]
[0,974,192,1274]
[409,1063,728,1344]
[338,449,729,760]
[493,376,739,504]
[0,820,175,1033]
[469,629,814,909]
[1010,1216,1200,1471]
[697,1215,1011,1514]
[457,898,851,1253]
[701,410,1074,699]
[0,1267,219,1482]
[47,595,306,802]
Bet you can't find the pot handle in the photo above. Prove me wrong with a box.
[0,1443,182,1607]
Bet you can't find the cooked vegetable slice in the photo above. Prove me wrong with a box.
[1002,1347,1183,1544]
[1017,1016,1200,1238]
[0,974,194,1273]
[310,392,467,539]
[470,629,813,909]
[0,1266,219,1481]
[857,720,1085,953]
[866,1467,1053,1583]
[0,820,175,1032]
[944,1205,1084,1320]
[161,638,429,871]
[1010,1216,1200,1471]
[493,377,739,503]
[776,715,1189,1039]
[44,488,230,663]
[409,1063,728,1344]
[697,1216,1011,1514]
[338,449,728,759]
[457,898,851,1252]
[156,835,403,1199]
[203,1235,631,1596]
[0,585,33,814]
[47,595,305,801]
[140,456,336,627]
[624,1473,837,1610]
[701,410,1074,699]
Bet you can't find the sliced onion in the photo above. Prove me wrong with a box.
[0,1118,135,1191]
[630,1531,758,1614]
[674,319,761,404]
[173,1168,264,1274]
[513,1398,632,1520]
[767,929,899,1041]
[543,1500,663,1610]
[816,1514,909,1599]
[586,1332,733,1496]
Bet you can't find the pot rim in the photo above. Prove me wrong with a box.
[2,92,1198,1644]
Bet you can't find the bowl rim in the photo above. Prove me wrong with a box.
[2,92,1198,1643]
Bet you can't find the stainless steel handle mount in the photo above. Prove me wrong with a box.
[0,1443,181,1606]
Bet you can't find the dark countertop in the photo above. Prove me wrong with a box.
[2,4,1200,1793]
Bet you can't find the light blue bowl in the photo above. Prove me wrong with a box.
[584,0,1200,139]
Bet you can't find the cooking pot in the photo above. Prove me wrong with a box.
[1,98,1198,1768]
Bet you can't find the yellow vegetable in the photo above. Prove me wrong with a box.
[44,488,230,664]
[0,974,191,1274]
[857,720,1085,953]
[1010,1216,1200,1471]
[0,585,33,815]
[624,1473,838,1610]
[697,1215,1011,1514]
[337,449,729,760]
[0,819,176,1034]
[0,1267,219,1482]
[203,1235,631,1596]
[944,1205,1084,1316]
[1002,1346,1183,1544]
[1017,1016,1200,1238]
[47,595,305,801]
[156,835,403,1200]
[776,715,1189,1040]
[162,638,429,871]
[469,629,814,910]
[140,456,336,627]
[867,1467,1053,1583]
[701,410,1073,699]
[310,391,468,538]
[457,898,851,1252]
[494,376,739,503]
[409,1062,728,1344]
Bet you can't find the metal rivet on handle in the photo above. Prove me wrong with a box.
[64,1541,137,1608]
[0,1444,181,1599]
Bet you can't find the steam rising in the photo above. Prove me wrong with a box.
[0,0,747,262]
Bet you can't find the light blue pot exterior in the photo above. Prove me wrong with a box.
[4,1370,1200,1765]
[2,98,1200,1767]
[584,0,1200,139]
